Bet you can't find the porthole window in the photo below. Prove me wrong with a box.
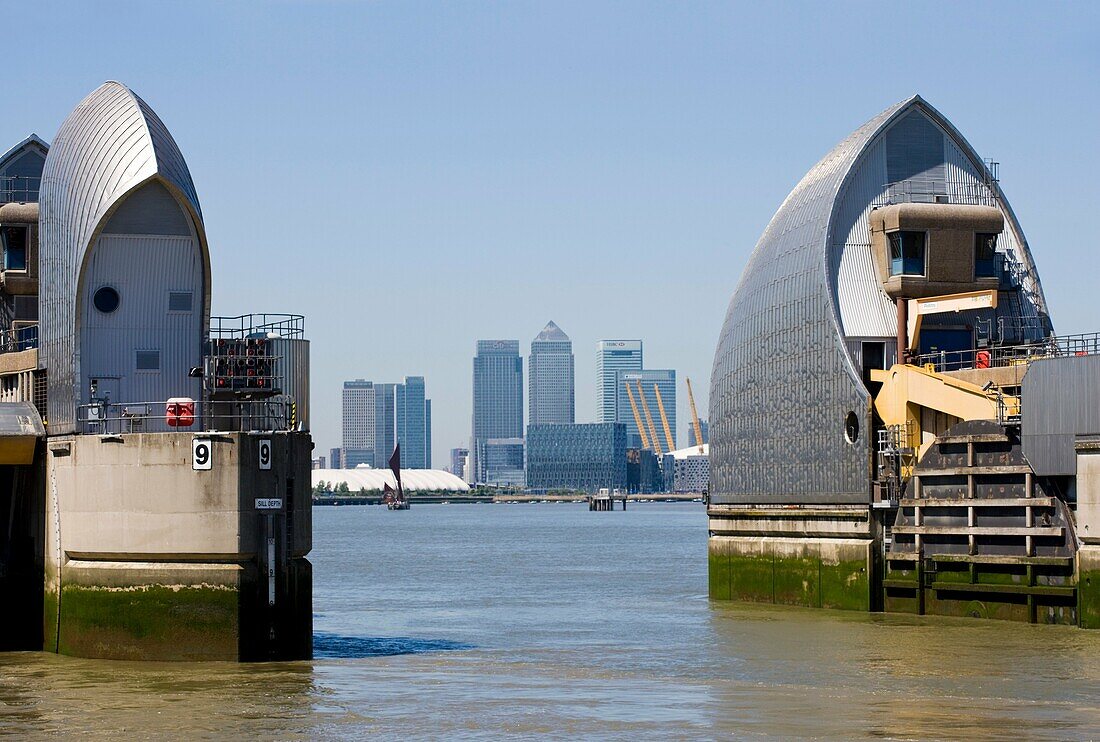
[844,411,859,444]
[93,286,120,314]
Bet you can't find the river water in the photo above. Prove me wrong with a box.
[3,502,1100,739]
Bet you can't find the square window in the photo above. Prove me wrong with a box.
[1,226,27,271]
[168,291,193,312]
[888,231,926,276]
[136,350,160,371]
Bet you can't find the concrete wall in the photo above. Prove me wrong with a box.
[44,430,311,660]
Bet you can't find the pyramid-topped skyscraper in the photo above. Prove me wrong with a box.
[529,321,575,426]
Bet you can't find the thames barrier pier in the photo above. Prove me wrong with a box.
[709,95,1100,625]
[0,82,312,660]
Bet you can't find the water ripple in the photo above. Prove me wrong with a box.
[313,632,474,659]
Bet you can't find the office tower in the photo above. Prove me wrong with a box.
[684,419,709,448]
[529,321,574,426]
[341,380,375,468]
[329,447,342,470]
[371,382,397,469]
[526,423,627,492]
[596,340,642,423]
[450,447,469,479]
[470,340,524,483]
[395,376,427,469]
[425,399,432,469]
[615,369,676,451]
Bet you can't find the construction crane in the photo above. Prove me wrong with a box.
[653,383,676,453]
[624,382,652,450]
[686,377,705,454]
[635,380,664,456]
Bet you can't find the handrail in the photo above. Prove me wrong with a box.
[0,322,38,353]
[76,397,294,435]
[911,332,1100,373]
[210,314,304,339]
[0,175,40,203]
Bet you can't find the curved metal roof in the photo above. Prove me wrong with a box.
[709,95,1046,504]
[38,81,209,433]
[312,468,471,493]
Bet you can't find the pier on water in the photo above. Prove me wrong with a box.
[588,489,627,511]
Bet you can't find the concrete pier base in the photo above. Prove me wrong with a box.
[708,507,873,611]
[43,431,312,661]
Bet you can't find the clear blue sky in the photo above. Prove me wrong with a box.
[5,2,1097,464]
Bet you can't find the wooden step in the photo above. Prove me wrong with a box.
[899,497,1055,508]
[892,525,1063,537]
[929,581,1075,598]
[913,465,1032,477]
[929,553,1073,566]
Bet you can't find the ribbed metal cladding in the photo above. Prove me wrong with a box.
[38,82,208,433]
[710,95,1051,505]
[272,338,310,430]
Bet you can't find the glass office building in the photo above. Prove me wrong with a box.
[341,379,374,468]
[596,340,642,423]
[481,437,525,487]
[615,369,676,451]
[526,423,627,493]
[529,321,574,426]
[470,340,524,482]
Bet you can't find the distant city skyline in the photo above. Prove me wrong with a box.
[341,376,432,470]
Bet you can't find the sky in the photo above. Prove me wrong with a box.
[4,1,1097,464]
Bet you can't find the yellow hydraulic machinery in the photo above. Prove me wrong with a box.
[623,382,652,451]
[653,384,676,453]
[903,289,998,352]
[685,377,705,453]
[635,380,664,456]
[871,363,1017,464]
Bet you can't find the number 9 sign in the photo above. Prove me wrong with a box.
[192,437,212,470]
[258,439,272,470]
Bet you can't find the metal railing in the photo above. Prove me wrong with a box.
[210,314,304,339]
[0,176,40,203]
[0,322,38,353]
[912,332,1100,373]
[77,398,294,435]
[872,178,999,208]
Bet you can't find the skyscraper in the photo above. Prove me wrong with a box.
[341,380,375,468]
[529,321,574,426]
[615,369,676,451]
[372,382,397,469]
[597,340,642,423]
[470,340,524,483]
[425,399,432,469]
[396,376,427,469]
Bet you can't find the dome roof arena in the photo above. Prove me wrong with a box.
[709,95,1049,505]
[312,468,471,493]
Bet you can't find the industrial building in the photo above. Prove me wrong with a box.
[526,423,627,493]
[0,82,313,660]
[709,94,1100,626]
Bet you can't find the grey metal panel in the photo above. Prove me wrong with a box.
[708,101,908,504]
[710,95,1052,505]
[272,338,310,430]
[38,82,208,434]
[79,234,202,411]
[103,181,191,235]
[1022,356,1100,476]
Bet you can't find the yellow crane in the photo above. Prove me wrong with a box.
[653,383,676,453]
[686,377,705,454]
[623,381,652,450]
[635,380,664,456]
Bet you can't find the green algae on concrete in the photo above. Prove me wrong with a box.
[57,584,239,661]
[709,537,871,611]
[42,589,58,652]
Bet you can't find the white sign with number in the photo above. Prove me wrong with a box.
[192,438,212,470]
[258,439,272,470]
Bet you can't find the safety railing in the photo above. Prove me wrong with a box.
[911,332,1100,373]
[77,398,294,435]
[210,314,304,339]
[872,178,999,208]
[0,323,38,353]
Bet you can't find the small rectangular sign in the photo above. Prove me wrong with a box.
[258,439,272,470]
[255,498,283,510]
[192,438,212,470]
